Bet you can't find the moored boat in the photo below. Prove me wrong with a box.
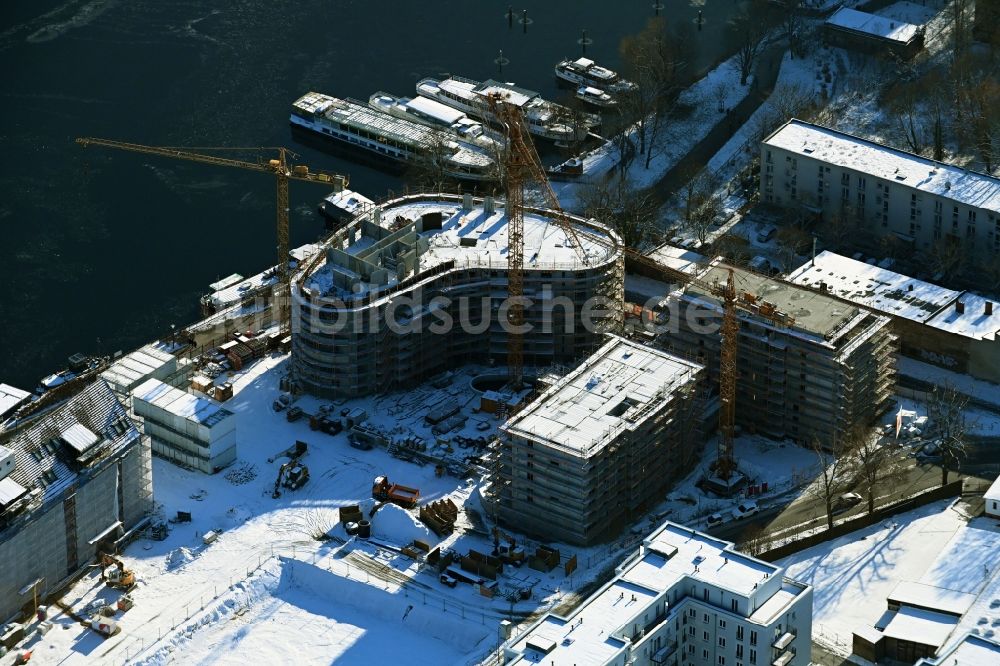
[290,92,497,182]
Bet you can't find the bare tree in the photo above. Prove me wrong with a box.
[578,174,660,248]
[806,438,853,530]
[884,80,925,155]
[845,426,907,515]
[681,167,722,242]
[927,384,969,486]
[729,1,770,86]
[619,17,691,171]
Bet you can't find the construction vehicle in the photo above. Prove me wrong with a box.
[372,475,420,508]
[272,441,309,498]
[75,138,348,332]
[273,461,309,498]
[116,595,134,612]
[486,95,794,483]
[99,553,136,591]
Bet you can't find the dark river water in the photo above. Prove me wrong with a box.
[0,0,741,390]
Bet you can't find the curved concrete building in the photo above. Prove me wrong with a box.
[291,193,624,398]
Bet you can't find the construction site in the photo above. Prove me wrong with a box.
[290,192,624,398]
[654,259,899,451]
[494,335,706,546]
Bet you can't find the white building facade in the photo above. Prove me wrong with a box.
[761,119,1000,261]
[501,522,812,666]
[133,378,236,474]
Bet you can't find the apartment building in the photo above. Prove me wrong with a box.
[761,119,1000,262]
[291,193,624,398]
[661,260,896,447]
[494,336,705,546]
[0,380,153,623]
[501,521,812,666]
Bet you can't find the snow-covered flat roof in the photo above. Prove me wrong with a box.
[632,523,781,596]
[686,261,861,341]
[882,606,958,648]
[304,197,619,300]
[508,580,648,665]
[0,383,31,418]
[646,243,707,276]
[503,336,702,457]
[134,378,234,428]
[788,251,1000,341]
[100,345,176,391]
[826,7,921,43]
[888,581,976,616]
[928,634,1000,666]
[764,120,1000,215]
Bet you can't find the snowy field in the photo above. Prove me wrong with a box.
[780,500,1000,656]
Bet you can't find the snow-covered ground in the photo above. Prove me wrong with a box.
[660,46,830,249]
[780,500,1000,656]
[554,53,753,209]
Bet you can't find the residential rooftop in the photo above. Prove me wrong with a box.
[506,521,807,666]
[826,7,922,44]
[788,251,1000,341]
[763,119,1000,215]
[683,260,863,343]
[302,197,619,301]
[502,336,702,457]
[882,606,958,649]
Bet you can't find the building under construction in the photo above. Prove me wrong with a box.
[291,193,624,398]
[0,380,153,623]
[659,260,897,447]
[494,335,705,546]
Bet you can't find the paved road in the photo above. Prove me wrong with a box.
[708,453,990,545]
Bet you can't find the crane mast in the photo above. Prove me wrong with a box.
[75,138,347,333]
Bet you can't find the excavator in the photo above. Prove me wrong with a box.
[272,442,309,498]
[98,552,136,591]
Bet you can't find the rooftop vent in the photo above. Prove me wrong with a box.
[945,181,952,190]
[907,284,913,291]
[986,301,993,316]
[956,300,965,315]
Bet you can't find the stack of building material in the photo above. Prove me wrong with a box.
[419,498,458,536]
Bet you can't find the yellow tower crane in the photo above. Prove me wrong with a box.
[75,138,349,332]
[484,103,793,483]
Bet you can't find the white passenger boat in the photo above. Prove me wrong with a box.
[290,92,497,182]
[575,86,616,108]
[368,92,500,150]
[555,57,638,95]
[416,76,599,145]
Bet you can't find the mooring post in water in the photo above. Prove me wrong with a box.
[508,5,513,28]
[522,8,528,34]
[698,10,704,31]
[581,29,587,55]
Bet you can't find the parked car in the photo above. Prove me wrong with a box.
[272,394,291,412]
[286,406,304,423]
[706,512,725,528]
[832,492,863,514]
[756,225,777,243]
[731,501,760,520]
